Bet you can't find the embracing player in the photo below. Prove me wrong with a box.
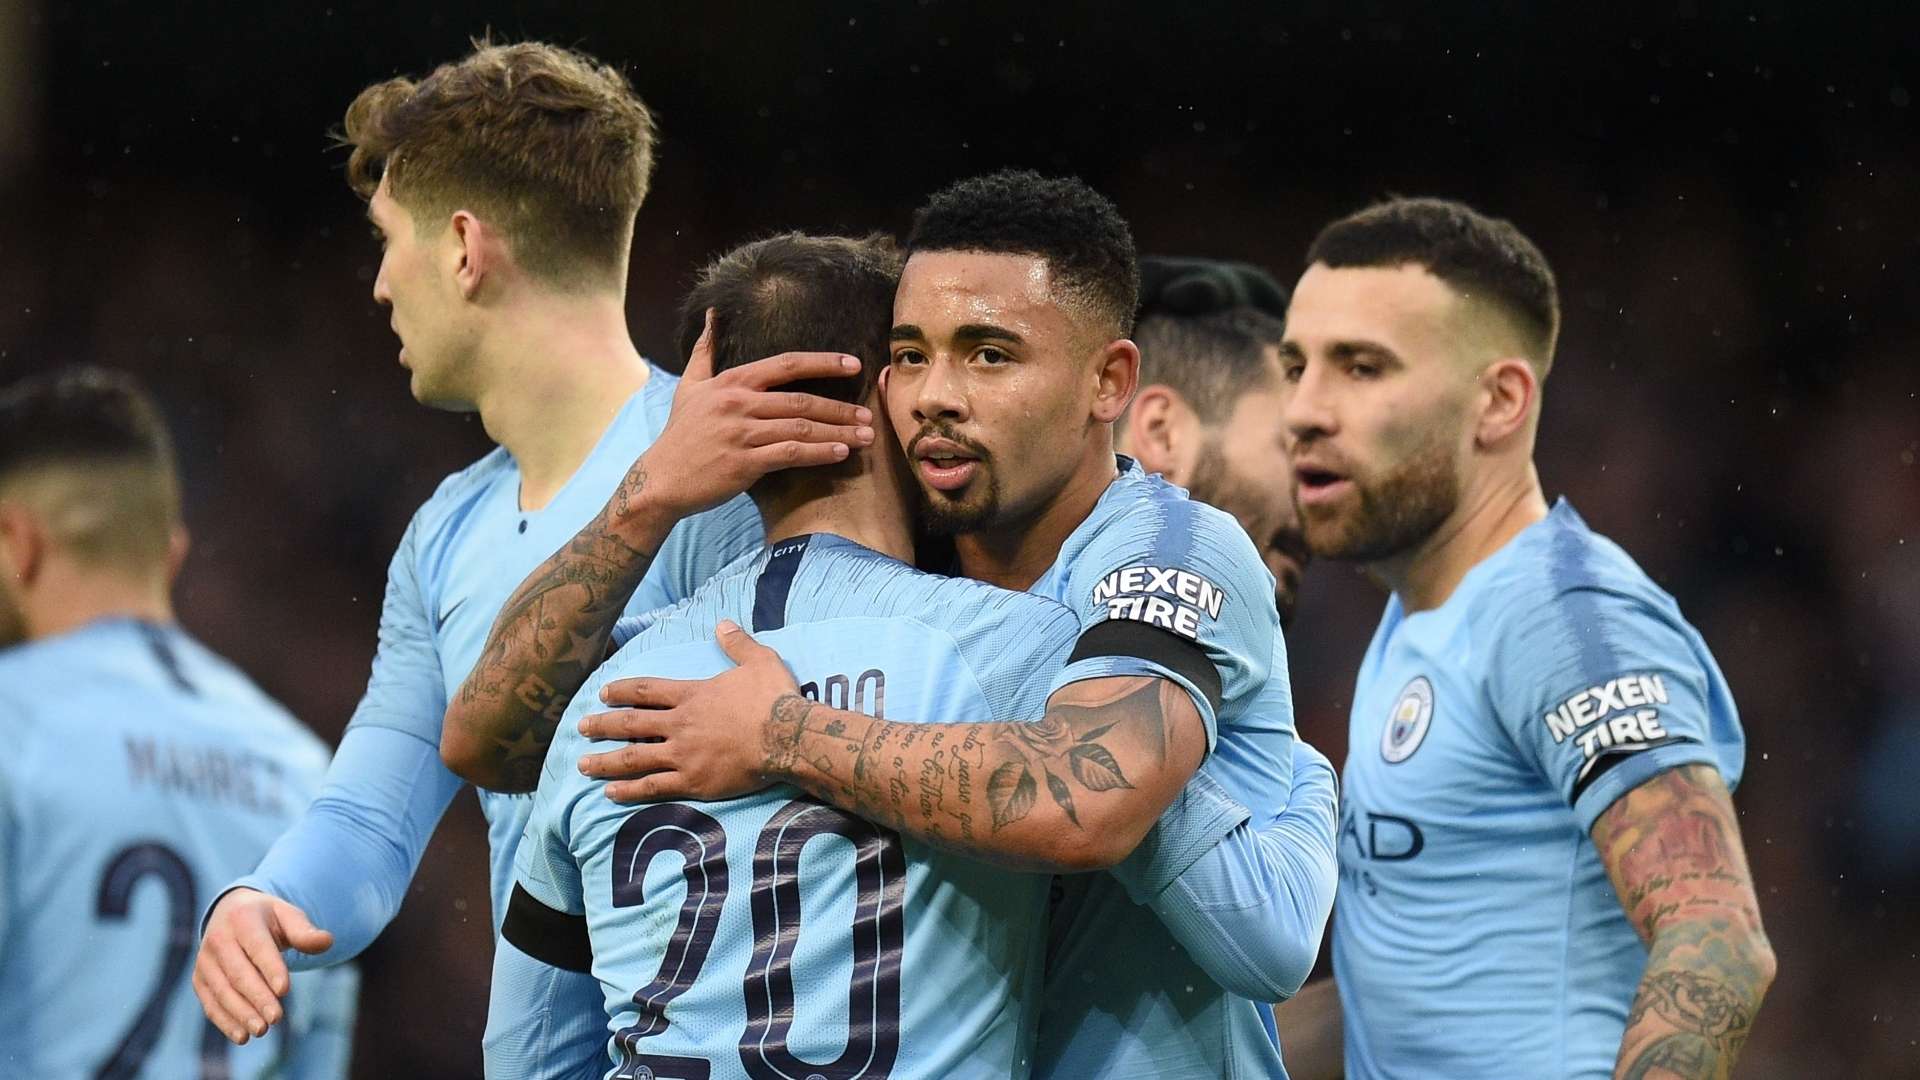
[0,368,356,1078]
[483,231,1085,1078]
[191,40,865,1047]
[450,172,1339,1077]
[1272,198,1774,1079]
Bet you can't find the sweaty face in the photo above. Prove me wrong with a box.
[886,251,1104,538]
[1182,353,1310,623]
[1279,263,1475,564]
[368,177,477,410]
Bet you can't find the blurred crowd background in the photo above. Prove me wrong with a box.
[1,2,1914,1075]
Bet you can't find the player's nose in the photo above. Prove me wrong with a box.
[371,260,392,307]
[911,356,970,423]
[1282,362,1337,443]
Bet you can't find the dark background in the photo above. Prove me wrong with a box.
[3,2,1916,1075]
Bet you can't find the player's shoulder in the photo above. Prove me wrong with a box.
[404,444,516,544]
[604,365,680,452]
[1076,459,1265,565]
[804,542,1081,671]
[622,546,764,650]
[1469,500,1690,645]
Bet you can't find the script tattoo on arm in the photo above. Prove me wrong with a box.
[764,675,1202,871]
[1593,764,1776,1080]
[445,467,663,792]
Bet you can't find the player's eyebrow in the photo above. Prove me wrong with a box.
[890,324,926,343]
[950,323,1024,347]
[1327,339,1402,368]
[1278,340,1307,362]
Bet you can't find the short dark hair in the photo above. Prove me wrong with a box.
[907,169,1140,339]
[1134,306,1288,425]
[677,232,903,407]
[1306,197,1560,366]
[0,366,181,567]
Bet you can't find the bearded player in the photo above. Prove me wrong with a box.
[1273,198,1773,1080]
[1119,256,1309,623]
[452,172,1339,1077]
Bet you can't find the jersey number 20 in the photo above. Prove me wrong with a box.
[608,799,906,1080]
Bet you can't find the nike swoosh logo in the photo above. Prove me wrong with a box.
[436,596,469,632]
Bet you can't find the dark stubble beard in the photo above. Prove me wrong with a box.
[910,423,1003,538]
[1301,432,1461,565]
[1186,440,1308,624]
[920,469,1003,537]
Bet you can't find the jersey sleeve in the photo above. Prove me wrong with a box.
[284,963,360,1080]
[499,733,591,978]
[512,737,586,917]
[1047,500,1279,749]
[341,514,448,742]
[1127,740,1340,1003]
[490,757,604,1078]
[1488,586,1740,832]
[967,600,1086,718]
[217,723,463,968]
[482,939,609,1080]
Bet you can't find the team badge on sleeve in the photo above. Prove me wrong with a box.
[1089,565,1226,640]
[1381,676,1434,763]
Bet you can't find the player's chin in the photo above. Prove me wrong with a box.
[916,483,995,537]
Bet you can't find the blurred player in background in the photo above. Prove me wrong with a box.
[464,170,1338,1077]
[485,231,1086,1078]
[0,367,357,1078]
[1272,198,1774,1079]
[192,39,865,1047]
[1119,255,1310,623]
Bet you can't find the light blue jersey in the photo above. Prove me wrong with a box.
[0,619,357,1079]
[501,535,1080,1080]
[225,369,765,966]
[1031,458,1298,1079]
[1335,500,1744,1079]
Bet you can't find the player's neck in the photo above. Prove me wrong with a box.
[471,292,650,511]
[1376,463,1549,613]
[955,441,1119,592]
[28,566,173,641]
[754,456,917,565]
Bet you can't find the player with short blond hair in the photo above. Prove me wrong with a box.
[192,39,866,1049]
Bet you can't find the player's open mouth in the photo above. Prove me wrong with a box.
[1294,466,1352,506]
[914,438,981,492]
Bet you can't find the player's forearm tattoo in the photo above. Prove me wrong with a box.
[1593,765,1775,1080]
[448,466,661,791]
[763,677,1181,868]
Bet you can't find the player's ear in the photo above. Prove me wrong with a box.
[1475,356,1537,448]
[449,209,488,301]
[1091,338,1141,425]
[1125,386,1199,484]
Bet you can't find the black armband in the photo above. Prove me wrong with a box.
[501,882,593,973]
[1067,620,1224,716]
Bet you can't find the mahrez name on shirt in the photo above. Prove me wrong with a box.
[123,734,292,816]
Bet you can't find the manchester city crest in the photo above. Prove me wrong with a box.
[1380,675,1434,764]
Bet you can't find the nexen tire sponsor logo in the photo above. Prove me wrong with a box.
[1090,566,1225,639]
[1544,673,1677,784]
